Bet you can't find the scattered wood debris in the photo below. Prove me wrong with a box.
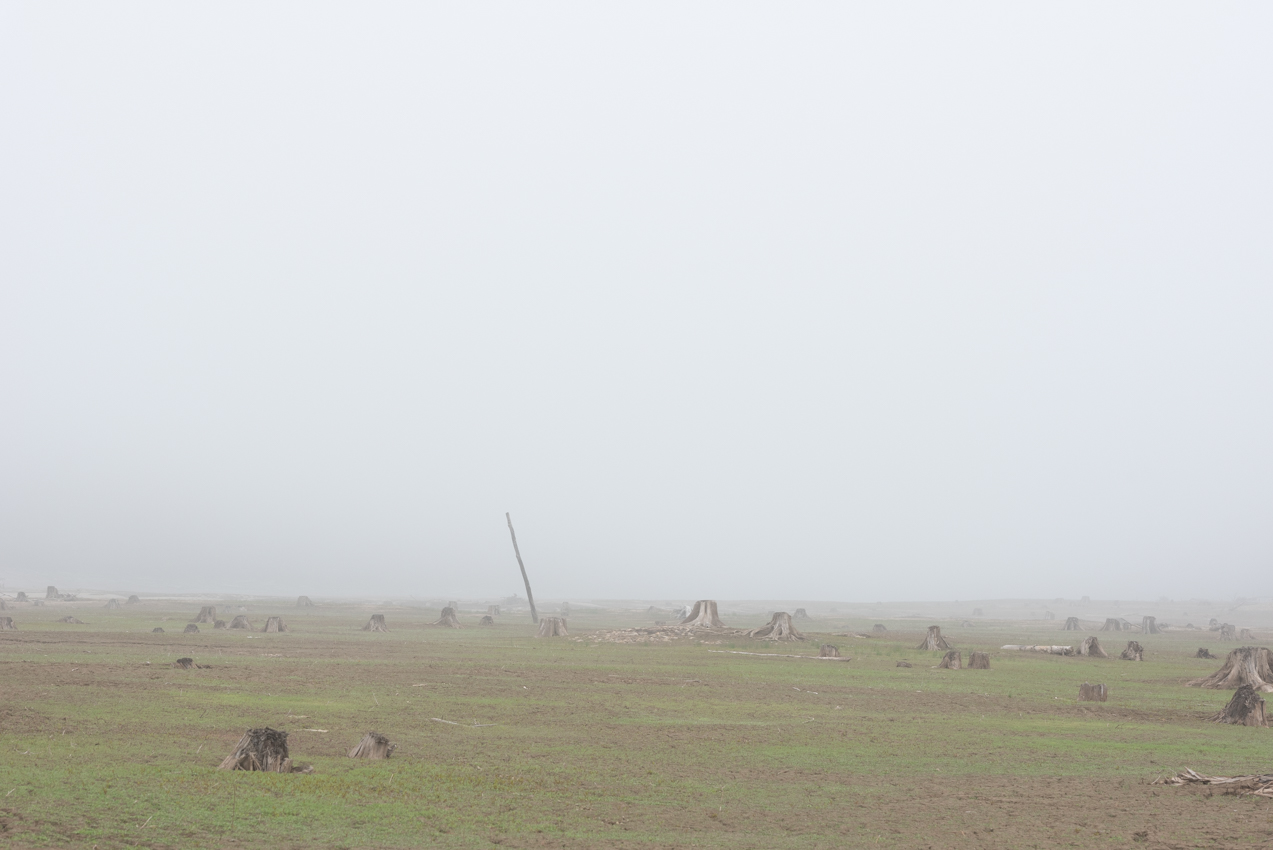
[1154,769,1273,797]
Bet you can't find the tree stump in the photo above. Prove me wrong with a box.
[488,605,500,616]
[262,617,286,633]
[872,624,888,633]
[1209,618,1219,627]
[1142,616,1160,635]
[1120,640,1144,661]
[105,598,121,610]
[57,616,85,624]
[819,644,840,658]
[229,615,252,630]
[16,592,28,602]
[214,620,227,629]
[0,599,5,610]
[680,600,725,629]
[1077,636,1107,657]
[218,727,295,772]
[536,617,568,637]
[969,651,991,669]
[960,620,974,628]
[1044,610,1055,620]
[175,657,195,669]
[432,607,461,628]
[1063,617,1081,631]
[936,650,962,669]
[362,614,388,632]
[1210,685,1269,727]
[0,617,16,630]
[748,612,805,641]
[1196,648,1216,659]
[152,627,164,633]
[1220,624,1237,640]
[184,624,200,634]
[126,595,140,604]
[917,625,951,651]
[1240,629,1254,641]
[793,608,809,619]
[46,585,59,600]
[1188,647,1273,691]
[1078,682,1108,702]
[296,596,314,608]
[1099,618,1122,631]
[348,731,396,759]
[896,660,912,668]
[479,615,495,625]
[193,606,216,624]
[973,608,984,616]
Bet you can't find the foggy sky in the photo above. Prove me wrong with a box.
[2,4,1270,602]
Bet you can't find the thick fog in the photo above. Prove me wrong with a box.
[2,4,1270,602]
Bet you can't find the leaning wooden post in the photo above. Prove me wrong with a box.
[506,512,539,624]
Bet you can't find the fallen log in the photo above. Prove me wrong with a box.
[1154,769,1273,797]
[1002,644,1074,655]
[708,650,850,662]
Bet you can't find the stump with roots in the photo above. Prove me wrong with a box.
[479,615,495,625]
[537,617,568,637]
[936,650,962,670]
[748,612,805,641]
[193,606,216,624]
[1099,618,1123,631]
[214,620,227,629]
[793,608,808,619]
[896,660,912,668]
[819,644,841,658]
[1188,647,1273,692]
[175,657,195,669]
[1063,617,1081,631]
[1196,648,1216,659]
[1078,682,1108,702]
[0,617,16,630]
[432,607,461,628]
[1240,628,1254,641]
[1220,624,1237,640]
[1078,636,1108,658]
[184,624,199,634]
[348,732,396,759]
[917,626,952,651]
[46,586,59,600]
[126,595,140,604]
[105,598,121,610]
[1120,640,1144,661]
[263,617,287,633]
[362,614,388,632]
[680,600,725,629]
[488,605,500,616]
[296,596,314,608]
[969,651,991,669]
[1142,616,1160,635]
[16,592,28,602]
[872,624,888,633]
[1210,685,1269,727]
[152,627,164,633]
[229,615,252,630]
[219,727,298,772]
[58,616,85,624]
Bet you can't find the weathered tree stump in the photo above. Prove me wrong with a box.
[819,644,840,658]
[1078,682,1108,702]
[917,625,952,651]
[1099,618,1123,631]
[296,596,314,608]
[1240,629,1254,641]
[1210,685,1269,727]
[1044,610,1055,620]
[1077,636,1107,657]
[263,617,287,633]
[872,623,888,633]
[536,617,568,637]
[229,615,252,630]
[218,727,296,772]
[175,657,195,669]
[1120,640,1144,661]
[680,600,725,629]
[968,651,991,669]
[105,598,121,610]
[214,620,227,629]
[193,606,216,624]
[1220,624,1237,640]
[748,612,805,641]
[0,617,16,630]
[362,614,388,632]
[184,624,200,634]
[1196,648,1216,659]
[57,616,85,624]
[46,586,59,600]
[1188,647,1273,692]
[479,615,495,625]
[896,660,912,668]
[126,595,140,604]
[936,650,962,670]
[348,731,396,759]
[793,608,809,619]
[488,605,500,616]
[1142,616,1160,635]
[152,627,164,633]
[432,607,461,628]
[16,592,28,602]
[1063,617,1081,631]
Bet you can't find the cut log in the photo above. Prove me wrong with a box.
[1078,682,1108,702]
[46,585,59,600]
[872,623,888,633]
[184,624,200,634]
[1099,618,1122,631]
[1119,640,1144,661]
[917,625,951,651]
[1220,624,1237,640]
[0,617,16,630]
[1188,647,1273,692]
[126,595,140,604]
[896,660,912,668]
[680,600,725,629]
[57,616,85,624]
[432,607,461,628]
[296,596,314,608]
[262,617,287,633]
[819,644,841,658]
[105,598,121,610]
[1210,685,1269,727]
[175,657,195,669]
[193,606,216,624]
[1142,616,1160,635]
[747,612,805,641]
[1196,648,1216,659]
[793,608,808,619]
[362,614,388,632]
[1240,629,1254,641]
[218,727,297,772]
[152,627,164,633]
[214,620,227,630]
[1002,645,1075,655]
[229,615,252,630]
[479,615,495,625]
[936,650,962,669]
[348,731,396,759]
[1077,636,1108,658]
[536,617,568,637]
[1063,617,1081,631]
[968,651,990,669]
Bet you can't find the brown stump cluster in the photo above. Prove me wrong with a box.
[936,650,962,670]
[1063,617,1081,631]
[872,624,888,633]
[362,614,388,632]
[296,596,314,608]
[819,644,840,658]
[680,600,726,629]
[219,727,302,772]
[917,626,951,651]
[263,617,287,633]
[1119,641,1144,661]
[184,624,199,634]
[348,732,396,759]
[748,612,805,641]
[1077,636,1107,658]
[230,616,252,630]
[432,607,461,628]
[0,617,16,630]
[479,615,495,625]
[1210,685,1269,727]
[1188,647,1273,692]
[1078,682,1108,702]
[193,606,216,624]
[968,651,991,669]
[1196,648,1216,659]
[537,617,568,637]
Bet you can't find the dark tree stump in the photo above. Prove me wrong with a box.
[1119,641,1144,661]
[296,596,314,608]
[184,624,200,634]
[1099,618,1122,632]
[1142,616,1160,635]
[1078,682,1108,702]
[432,607,461,628]
[968,651,990,669]
[872,624,888,633]
[819,644,840,658]
[152,627,164,633]
[479,615,495,625]
[1210,685,1269,727]
[229,616,252,630]
[937,650,962,670]
[214,620,227,629]
[896,660,912,668]
[0,617,17,630]
[175,657,195,669]
[126,595,140,604]
[1196,648,1216,659]
[218,727,296,772]
[1220,624,1238,640]
[263,617,287,633]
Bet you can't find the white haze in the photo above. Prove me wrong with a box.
[1,4,1270,603]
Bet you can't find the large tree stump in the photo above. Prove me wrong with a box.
[218,727,296,772]
[1078,682,1108,702]
[229,615,252,630]
[1099,618,1122,631]
[348,732,396,759]
[936,650,962,669]
[793,608,809,619]
[1196,647,1216,659]
[872,623,888,633]
[1210,685,1269,727]
[0,617,16,630]
[479,615,495,625]
[748,612,805,641]
[1188,647,1273,692]
[432,607,461,628]
[296,596,314,608]
[263,617,287,633]
[819,644,840,658]
[362,614,388,632]
[126,595,140,604]
[1142,616,1160,635]
[1220,624,1237,640]
[1063,617,1081,631]
[536,617,568,637]
[184,624,199,634]
[968,651,991,669]
[917,626,952,651]
[680,600,725,629]
[193,606,216,624]
[1119,640,1144,661]
[1077,636,1107,657]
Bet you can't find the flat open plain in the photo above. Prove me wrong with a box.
[2,599,1271,849]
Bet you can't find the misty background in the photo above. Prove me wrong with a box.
[2,4,1270,602]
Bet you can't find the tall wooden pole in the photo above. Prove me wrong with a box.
[506,512,538,624]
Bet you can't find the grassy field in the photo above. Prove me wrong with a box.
[2,599,1271,849]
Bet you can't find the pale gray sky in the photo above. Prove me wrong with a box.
[2,3,1270,601]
